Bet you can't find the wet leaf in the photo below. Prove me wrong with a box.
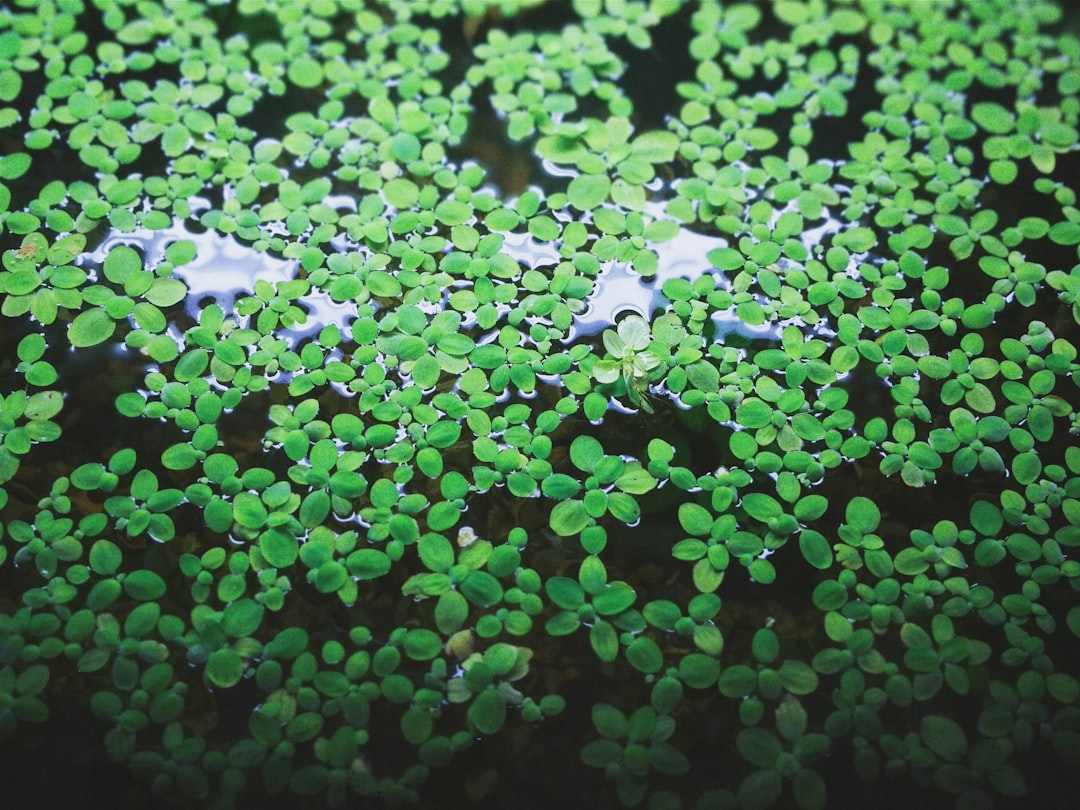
[921,714,967,761]
[68,307,116,347]
[567,173,611,211]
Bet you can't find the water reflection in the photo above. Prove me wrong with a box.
[78,180,856,358]
[81,214,353,343]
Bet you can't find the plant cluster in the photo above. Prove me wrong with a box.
[1,0,1079,808]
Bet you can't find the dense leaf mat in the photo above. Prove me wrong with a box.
[1,1,1079,808]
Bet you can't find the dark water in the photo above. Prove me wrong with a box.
[3,2,1080,810]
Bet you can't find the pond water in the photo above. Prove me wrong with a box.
[2,2,1080,810]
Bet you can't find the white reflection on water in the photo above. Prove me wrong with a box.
[82,188,851,350]
[83,215,351,341]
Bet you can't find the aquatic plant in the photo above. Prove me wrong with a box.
[1,0,1079,808]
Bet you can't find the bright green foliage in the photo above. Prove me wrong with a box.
[1,0,1079,808]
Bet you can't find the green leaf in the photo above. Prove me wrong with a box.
[844,496,880,534]
[921,714,967,761]
[260,530,299,568]
[347,548,391,580]
[650,741,691,775]
[223,600,264,637]
[749,558,776,584]
[742,492,782,523]
[1048,221,1080,245]
[90,540,123,575]
[0,152,32,179]
[969,500,1003,539]
[435,591,469,634]
[971,102,1015,134]
[550,499,590,536]
[546,576,586,611]
[418,532,455,572]
[1066,606,1080,639]
[207,648,244,688]
[427,501,461,532]
[15,663,50,697]
[591,702,628,739]
[799,530,832,569]
[736,399,773,428]
[460,570,503,607]
[776,695,808,741]
[615,465,656,494]
[287,56,324,89]
[403,628,442,661]
[384,178,419,208]
[812,580,847,611]
[578,555,608,594]
[894,547,929,576]
[738,768,783,810]
[23,391,63,421]
[632,129,679,162]
[161,123,190,156]
[593,585,636,616]
[590,619,619,662]
[102,245,138,281]
[144,277,187,307]
[391,132,422,163]
[626,637,663,673]
[795,495,828,522]
[793,768,827,810]
[434,200,472,226]
[366,271,401,298]
[401,706,433,745]
[299,490,330,528]
[124,569,166,600]
[678,502,713,536]
[69,307,116,347]
[265,627,308,660]
[1012,452,1041,485]
[233,493,268,529]
[777,660,819,696]
[567,173,611,211]
[607,492,640,523]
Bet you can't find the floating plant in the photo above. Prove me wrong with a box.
[1,1,1079,809]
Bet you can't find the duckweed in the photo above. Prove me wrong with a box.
[1,1,1079,808]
